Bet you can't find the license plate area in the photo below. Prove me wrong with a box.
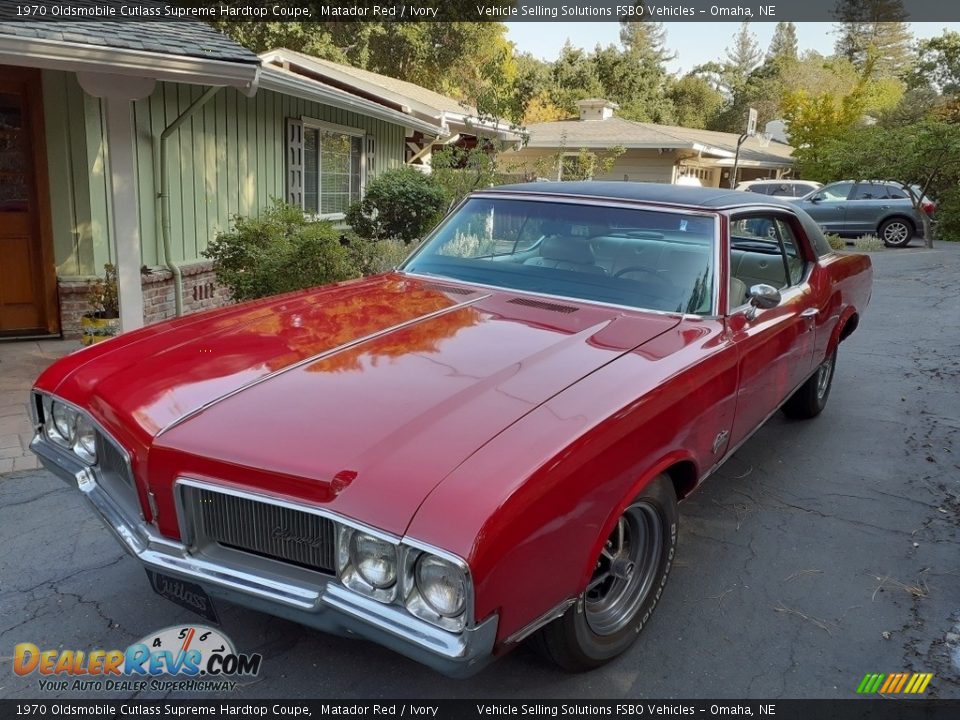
[146,569,219,624]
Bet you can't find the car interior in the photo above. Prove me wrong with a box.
[728,217,806,308]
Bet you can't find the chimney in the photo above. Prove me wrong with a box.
[577,98,618,122]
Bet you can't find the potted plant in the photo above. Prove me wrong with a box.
[80,263,120,345]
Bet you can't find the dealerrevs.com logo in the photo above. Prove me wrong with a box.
[13,625,262,692]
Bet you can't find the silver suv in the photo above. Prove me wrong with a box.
[797,181,935,247]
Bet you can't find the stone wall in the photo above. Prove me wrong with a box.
[56,262,233,339]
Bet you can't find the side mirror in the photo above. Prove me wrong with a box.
[745,284,781,320]
[808,194,823,203]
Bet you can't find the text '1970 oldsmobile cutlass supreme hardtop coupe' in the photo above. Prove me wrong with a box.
[31,183,872,676]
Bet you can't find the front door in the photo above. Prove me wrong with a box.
[0,67,57,336]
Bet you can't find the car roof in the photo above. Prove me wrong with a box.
[746,179,814,184]
[484,181,800,211]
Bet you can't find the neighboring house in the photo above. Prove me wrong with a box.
[0,8,451,340]
[505,99,794,188]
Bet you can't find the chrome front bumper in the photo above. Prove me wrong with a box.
[31,436,497,678]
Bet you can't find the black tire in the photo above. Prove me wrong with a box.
[878,217,914,248]
[532,475,678,672]
[782,349,837,419]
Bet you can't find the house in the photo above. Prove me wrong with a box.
[259,48,519,167]
[504,99,795,188]
[0,7,451,339]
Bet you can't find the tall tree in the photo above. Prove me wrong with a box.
[667,75,724,129]
[767,22,799,65]
[725,23,763,92]
[619,21,675,67]
[833,0,913,78]
[549,42,604,113]
[907,30,960,94]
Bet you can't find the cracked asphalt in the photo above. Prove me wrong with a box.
[2,243,958,700]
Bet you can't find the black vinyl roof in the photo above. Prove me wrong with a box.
[487,181,799,211]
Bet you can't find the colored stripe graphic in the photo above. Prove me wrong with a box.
[857,672,933,694]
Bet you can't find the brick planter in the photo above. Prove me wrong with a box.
[57,262,234,339]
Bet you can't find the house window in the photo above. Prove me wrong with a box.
[298,120,366,218]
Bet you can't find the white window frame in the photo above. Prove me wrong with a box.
[301,117,368,221]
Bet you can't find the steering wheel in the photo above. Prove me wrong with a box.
[614,265,676,295]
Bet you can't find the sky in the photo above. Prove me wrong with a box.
[505,22,960,74]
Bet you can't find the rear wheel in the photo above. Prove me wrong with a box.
[782,349,837,419]
[533,475,678,672]
[879,217,914,248]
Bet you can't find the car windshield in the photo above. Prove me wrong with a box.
[401,197,717,315]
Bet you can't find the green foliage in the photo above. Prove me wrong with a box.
[431,145,507,210]
[908,30,960,94]
[343,234,415,276]
[345,168,447,245]
[767,22,799,65]
[667,75,724,129]
[86,263,119,318]
[202,201,356,301]
[833,0,914,78]
[825,233,848,251]
[853,235,885,251]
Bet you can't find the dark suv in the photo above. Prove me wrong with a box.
[797,181,935,247]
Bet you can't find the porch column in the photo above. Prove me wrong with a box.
[77,73,155,333]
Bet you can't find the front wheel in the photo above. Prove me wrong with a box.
[879,217,914,248]
[532,475,678,672]
[782,349,837,419]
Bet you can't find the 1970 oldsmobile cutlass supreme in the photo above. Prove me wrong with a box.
[31,182,872,676]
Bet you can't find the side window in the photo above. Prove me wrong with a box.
[885,184,909,199]
[746,184,770,194]
[794,183,817,197]
[729,213,807,310]
[776,220,806,285]
[851,184,884,200]
[820,182,854,201]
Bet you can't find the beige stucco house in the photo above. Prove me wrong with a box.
[504,99,795,188]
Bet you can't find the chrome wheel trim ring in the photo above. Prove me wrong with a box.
[584,502,663,636]
[816,354,835,400]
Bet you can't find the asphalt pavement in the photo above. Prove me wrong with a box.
[1,242,958,700]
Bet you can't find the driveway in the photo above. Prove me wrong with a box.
[1,245,958,700]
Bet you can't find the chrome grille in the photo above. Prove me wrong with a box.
[184,486,336,574]
[98,436,131,485]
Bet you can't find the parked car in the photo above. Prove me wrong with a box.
[736,179,822,198]
[30,183,872,676]
[797,180,936,247]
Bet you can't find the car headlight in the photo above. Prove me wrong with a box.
[414,555,466,618]
[73,415,98,464]
[350,533,397,589]
[48,402,78,447]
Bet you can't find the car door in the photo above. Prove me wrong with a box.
[727,211,816,447]
[843,182,890,235]
[799,182,854,233]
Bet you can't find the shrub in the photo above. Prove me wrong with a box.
[343,233,417,276]
[824,233,847,251]
[203,200,357,301]
[346,167,447,244]
[853,235,885,251]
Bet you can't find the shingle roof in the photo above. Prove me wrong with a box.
[270,49,474,117]
[524,116,794,166]
[0,0,258,65]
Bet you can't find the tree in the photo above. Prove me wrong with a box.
[591,44,674,123]
[549,42,604,112]
[767,22,799,65]
[833,0,913,78]
[808,121,960,246]
[619,20,675,67]
[725,23,763,92]
[667,75,725,129]
[908,30,960,94]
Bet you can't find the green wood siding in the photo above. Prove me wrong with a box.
[43,73,407,276]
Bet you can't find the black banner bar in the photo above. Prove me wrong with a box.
[2,700,960,719]
[0,0,959,23]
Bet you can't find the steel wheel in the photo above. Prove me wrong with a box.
[584,502,663,636]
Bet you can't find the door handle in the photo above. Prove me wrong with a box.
[800,308,819,318]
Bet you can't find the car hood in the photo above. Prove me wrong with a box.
[45,274,679,536]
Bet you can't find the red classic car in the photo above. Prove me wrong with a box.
[31,183,872,676]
